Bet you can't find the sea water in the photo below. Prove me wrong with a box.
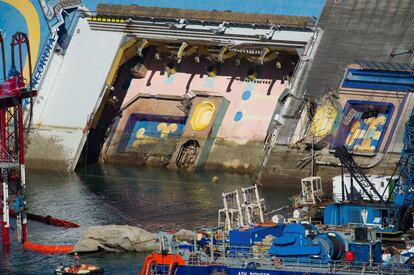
[0,164,299,274]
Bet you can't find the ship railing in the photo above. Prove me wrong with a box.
[181,245,413,274]
[58,10,82,54]
[0,147,17,164]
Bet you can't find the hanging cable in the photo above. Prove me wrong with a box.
[388,12,414,63]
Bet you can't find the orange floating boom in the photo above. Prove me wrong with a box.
[23,240,74,254]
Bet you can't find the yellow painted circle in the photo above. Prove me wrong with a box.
[190,101,215,131]
[309,105,337,137]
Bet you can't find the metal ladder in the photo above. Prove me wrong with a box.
[334,145,384,202]
[253,124,281,185]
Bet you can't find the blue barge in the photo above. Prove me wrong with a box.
[140,222,414,275]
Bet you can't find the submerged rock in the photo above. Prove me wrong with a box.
[73,225,158,253]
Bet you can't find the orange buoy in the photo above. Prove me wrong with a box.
[23,240,74,254]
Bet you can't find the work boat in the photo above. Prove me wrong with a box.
[140,97,414,274]
[55,264,103,275]
[140,184,414,275]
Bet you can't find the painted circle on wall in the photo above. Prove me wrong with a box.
[242,90,251,101]
[190,101,216,131]
[234,111,243,121]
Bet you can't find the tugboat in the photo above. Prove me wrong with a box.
[55,264,103,275]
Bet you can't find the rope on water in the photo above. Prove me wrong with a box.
[77,182,144,228]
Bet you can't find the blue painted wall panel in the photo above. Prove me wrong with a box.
[118,113,186,153]
[342,69,414,92]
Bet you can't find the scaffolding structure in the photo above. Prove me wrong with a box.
[0,32,36,251]
[241,185,265,224]
[218,190,244,231]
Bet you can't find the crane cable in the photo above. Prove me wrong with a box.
[364,12,414,104]
[388,12,414,63]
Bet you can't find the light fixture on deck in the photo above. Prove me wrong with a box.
[246,68,257,81]
[258,47,270,65]
[154,52,161,61]
[194,46,201,63]
[206,64,218,77]
[177,42,189,64]
[214,21,227,34]
[137,39,149,57]
[276,61,282,69]
[281,75,289,84]
[165,62,177,76]
[235,52,241,66]
[218,46,228,64]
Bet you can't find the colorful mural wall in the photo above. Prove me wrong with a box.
[122,51,295,144]
[335,101,393,154]
[104,95,188,164]
[292,66,412,156]
[335,67,413,154]
[119,114,186,154]
[105,45,296,169]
